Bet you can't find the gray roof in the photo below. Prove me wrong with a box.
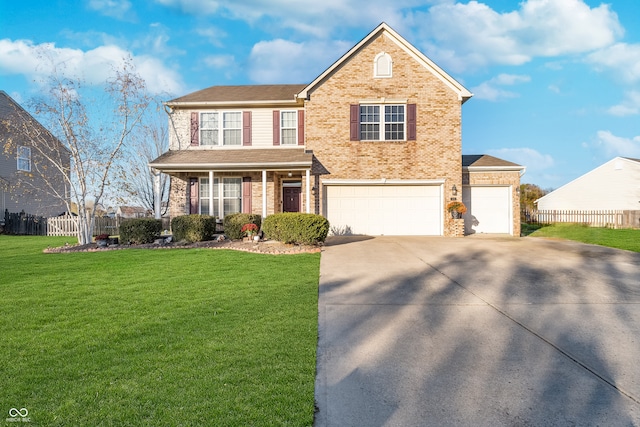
[168,84,308,104]
[462,154,522,168]
[0,90,68,153]
[150,148,313,171]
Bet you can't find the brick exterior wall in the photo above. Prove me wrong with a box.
[304,32,463,236]
[168,171,313,219]
[161,29,522,237]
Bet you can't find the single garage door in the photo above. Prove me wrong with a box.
[462,186,511,234]
[325,185,442,235]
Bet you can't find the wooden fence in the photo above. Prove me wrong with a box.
[523,210,640,229]
[46,215,121,237]
[3,210,47,235]
[3,211,170,237]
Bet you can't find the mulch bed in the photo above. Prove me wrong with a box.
[43,238,322,255]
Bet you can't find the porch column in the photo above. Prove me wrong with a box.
[153,168,161,219]
[305,169,310,214]
[209,170,214,216]
[262,170,267,218]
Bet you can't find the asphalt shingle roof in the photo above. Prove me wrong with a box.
[168,84,308,104]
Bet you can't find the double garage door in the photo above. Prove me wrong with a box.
[325,185,442,235]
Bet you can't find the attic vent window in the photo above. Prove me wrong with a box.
[374,52,392,78]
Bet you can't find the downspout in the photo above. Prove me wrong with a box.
[163,104,184,150]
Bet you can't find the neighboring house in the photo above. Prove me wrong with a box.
[537,157,640,211]
[0,91,70,218]
[116,205,150,219]
[151,23,524,236]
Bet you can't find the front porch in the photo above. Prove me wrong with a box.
[149,148,316,220]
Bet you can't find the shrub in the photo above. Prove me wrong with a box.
[224,213,262,240]
[171,215,218,243]
[262,213,329,245]
[119,218,162,244]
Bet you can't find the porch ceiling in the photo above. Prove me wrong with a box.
[149,148,313,172]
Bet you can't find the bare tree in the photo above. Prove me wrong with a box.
[119,100,169,216]
[3,57,151,244]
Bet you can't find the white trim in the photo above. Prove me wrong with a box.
[374,52,393,78]
[297,23,472,102]
[359,98,407,104]
[465,166,526,172]
[208,171,214,217]
[280,110,298,145]
[305,169,310,214]
[151,162,311,171]
[166,99,302,108]
[359,104,406,141]
[322,179,446,186]
[17,146,31,172]
[199,111,242,147]
[262,170,267,218]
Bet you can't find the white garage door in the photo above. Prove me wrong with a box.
[325,185,442,235]
[462,186,511,234]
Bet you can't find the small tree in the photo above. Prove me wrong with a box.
[520,183,550,213]
[119,100,170,217]
[3,57,151,244]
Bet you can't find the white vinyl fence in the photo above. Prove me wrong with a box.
[47,215,120,236]
[526,210,631,228]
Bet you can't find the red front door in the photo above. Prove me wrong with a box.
[283,186,301,212]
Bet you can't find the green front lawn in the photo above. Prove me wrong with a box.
[528,223,640,252]
[0,236,320,426]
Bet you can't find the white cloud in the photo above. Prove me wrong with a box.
[154,0,418,37]
[487,147,555,171]
[202,54,238,80]
[607,91,640,117]
[416,0,623,72]
[471,73,530,101]
[594,131,640,158]
[0,38,184,95]
[203,54,235,69]
[586,43,640,83]
[247,39,352,84]
[87,0,134,20]
[195,27,228,48]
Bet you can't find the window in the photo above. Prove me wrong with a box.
[223,112,241,145]
[281,111,297,145]
[200,113,218,146]
[200,112,242,146]
[199,177,242,217]
[199,178,210,215]
[17,146,31,172]
[359,105,405,141]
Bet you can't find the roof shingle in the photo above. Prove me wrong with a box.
[168,84,307,104]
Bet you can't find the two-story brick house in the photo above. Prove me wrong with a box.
[150,23,524,236]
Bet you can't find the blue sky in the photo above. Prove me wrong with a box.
[1,0,639,189]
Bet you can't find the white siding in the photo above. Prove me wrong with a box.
[251,109,274,147]
[169,108,304,149]
[537,157,640,210]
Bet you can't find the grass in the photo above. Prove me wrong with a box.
[0,235,320,426]
[528,223,640,252]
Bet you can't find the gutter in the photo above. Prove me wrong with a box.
[465,165,527,177]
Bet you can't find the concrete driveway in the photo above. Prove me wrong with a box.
[314,236,640,426]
